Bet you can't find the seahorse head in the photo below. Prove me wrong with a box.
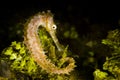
[38,11,62,51]
[39,10,57,34]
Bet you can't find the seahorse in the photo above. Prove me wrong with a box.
[24,10,75,74]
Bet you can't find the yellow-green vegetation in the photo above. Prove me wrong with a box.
[63,27,78,39]
[93,69,108,80]
[93,69,115,80]
[93,29,120,80]
[0,76,8,80]
[1,41,42,79]
[102,29,120,50]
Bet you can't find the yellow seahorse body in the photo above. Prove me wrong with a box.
[24,11,75,74]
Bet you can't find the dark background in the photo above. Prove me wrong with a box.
[1,1,120,23]
[0,0,120,54]
[0,0,120,52]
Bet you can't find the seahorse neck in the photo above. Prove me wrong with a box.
[25,15,46,55]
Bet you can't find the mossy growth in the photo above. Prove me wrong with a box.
[93,69,115,80]
[93,29,120,80]
[1,41,45,79]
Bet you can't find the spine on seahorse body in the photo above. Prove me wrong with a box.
[24,11,75,74]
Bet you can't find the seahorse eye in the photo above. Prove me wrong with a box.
[52,25,57,30]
